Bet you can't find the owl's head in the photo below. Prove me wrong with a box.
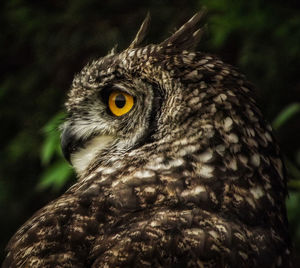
[61,11,207,176]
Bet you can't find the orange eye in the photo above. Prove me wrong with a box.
[108,90,134,116]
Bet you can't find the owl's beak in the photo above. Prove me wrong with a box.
[61,127,115,174]
[61,128,78,164]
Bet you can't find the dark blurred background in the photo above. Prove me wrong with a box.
[1,0,300,264]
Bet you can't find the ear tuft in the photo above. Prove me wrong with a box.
[107,44,118,56]
[128,12,151,49]
[160,8,207,52]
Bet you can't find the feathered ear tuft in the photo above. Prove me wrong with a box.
[107,44,118,56]
[128,12,151,49]
[160,8,207,52]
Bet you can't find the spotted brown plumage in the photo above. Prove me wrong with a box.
[2,10,292,268]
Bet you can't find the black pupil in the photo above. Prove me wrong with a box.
[115,94,126,108]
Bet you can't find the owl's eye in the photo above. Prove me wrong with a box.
[108,90,134,116]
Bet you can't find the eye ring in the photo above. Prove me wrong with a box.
[108,90,134,116]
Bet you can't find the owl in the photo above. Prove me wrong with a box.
[2,11,292,268]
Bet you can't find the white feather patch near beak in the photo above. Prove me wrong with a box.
[71,135,114,175]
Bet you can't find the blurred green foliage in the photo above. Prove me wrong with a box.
[38,112,74,191]
[272,103,300,131]
[0,0,299,264]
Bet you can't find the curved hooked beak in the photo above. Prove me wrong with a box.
[60,128,82,164]
[61,126,115,174]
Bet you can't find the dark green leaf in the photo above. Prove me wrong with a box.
[272,103,300,130]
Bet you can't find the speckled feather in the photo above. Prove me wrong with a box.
[2,11,292,268]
